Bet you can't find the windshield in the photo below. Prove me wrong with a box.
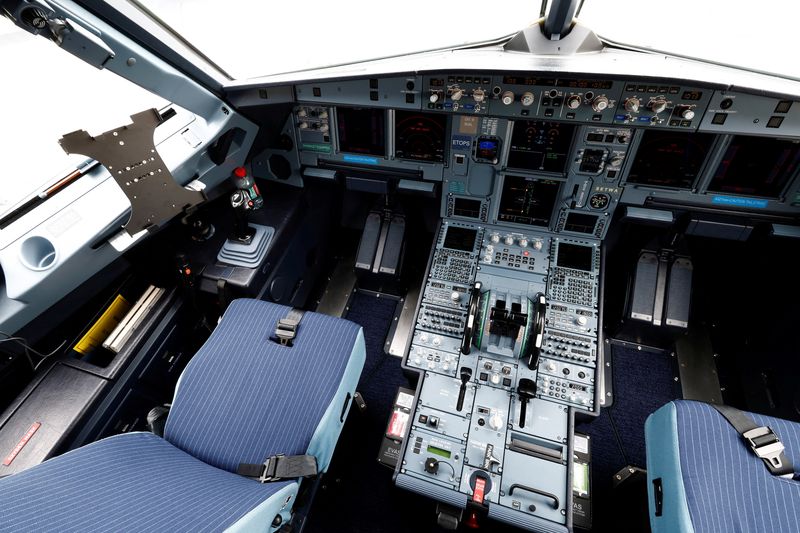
[578,0,800,81]
[0,22,165,219]
[135,0,538,80]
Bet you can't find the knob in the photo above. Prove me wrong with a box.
[420,333,429,343]
[521,92,535,106]
[608,155,624,168]
[414,356,421,364]
[518,238,529,248]
[298,122,309,129]
[576,316,588,326]
[649,98,667,114]
[676,105,695,120]
[566,95,582,109]
[424,457,439,474]
[297,109,307,118]
[429,92,440,104]
[484,361,493,370]
[624,97,640,113]
[428,361,436,369]
[533,240,543,251]
[489,414,504,430]
[547,361,557,372]
[451,88,464,101]
[442,363,450,371]
[473,88,486,103]
[490,373,501,385]
[617,131,630,144]
[319,110,328,119]
[432,336,441,346]
[501,91,515,105]
[451,291,462,302]
[504,236,514,246]
[592,96,610,112]
[490,233,500,244]
[319,124,329,133]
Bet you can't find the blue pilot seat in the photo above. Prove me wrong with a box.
[645,400,800,533]
[0,299,365,532]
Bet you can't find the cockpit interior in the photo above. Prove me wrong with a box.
[0,1,799,531]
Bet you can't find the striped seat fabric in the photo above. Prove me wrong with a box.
[0,299,366,532]
[646,400,800,533]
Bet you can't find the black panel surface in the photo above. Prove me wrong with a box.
[627,131,714,189]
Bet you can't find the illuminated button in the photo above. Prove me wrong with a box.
[490,373,501,385]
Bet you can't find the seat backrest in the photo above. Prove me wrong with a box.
[164,299,363,473]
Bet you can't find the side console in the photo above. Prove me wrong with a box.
[396,219,603,532]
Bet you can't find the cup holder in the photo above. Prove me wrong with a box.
[20,236,57,271]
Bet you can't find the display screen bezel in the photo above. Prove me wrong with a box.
[495,174,563,229]
[625,130,715,190]
[506,120,576,175]
[335,106,387,157]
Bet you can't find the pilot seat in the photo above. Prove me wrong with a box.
[0,299,366,532]
[646,400,800,533]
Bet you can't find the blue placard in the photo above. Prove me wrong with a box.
[711,195,769,209]
[343,154,379,165]
[451,135,472,151]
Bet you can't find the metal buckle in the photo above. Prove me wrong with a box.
[743,426,785,469]
[257,454,285,483]
[274,318,299,346]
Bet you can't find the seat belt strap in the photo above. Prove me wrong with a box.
[237,454,318,483]
[711,404,794,477]
[271,308,305,346]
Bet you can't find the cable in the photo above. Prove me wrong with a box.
[0,332,66,372]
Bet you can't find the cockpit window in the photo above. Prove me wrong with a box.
[132,0,537,80]
[577,0,800,81]
[0,23,165,220]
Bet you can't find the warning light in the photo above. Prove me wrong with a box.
[184,268,191,276]
[233,166,247,178]
[523,251,530,256]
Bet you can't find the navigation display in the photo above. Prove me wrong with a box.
[443,226,477,251]
[708,135,800,198]
[497,175,561,227]
[507,121,575,174]
[627,131,714,189]
[395,111,447,163]
[336,107,386,156]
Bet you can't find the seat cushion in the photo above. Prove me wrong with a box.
[646,400,800,533]
[0,432,295,533]
[164,300,365,474]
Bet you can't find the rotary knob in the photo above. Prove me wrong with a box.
[649,98,668,114]
[420,333,429,343]
[451,88,464,101]
[501,91,515,105]
[318,110,328,119]
[489,414,504,430]
[429,92,440,104]
[490,233,500,244]
[533,240,543,251]
[521,92,535,106]
[566,95,582,110]
[298,122,309,129]
[608,155,624,168]
[576,316,588,326]
[432,336,441,346]
[297,109,307,118]
[676,105,695,120]
[473,88,486,103]
[547,361,557,372]
[451,291,462,302]
[592,96,610,112]
[319,124,329,133]
[504,236,514,246]
[624,97,640,113]
[518,238,529,248]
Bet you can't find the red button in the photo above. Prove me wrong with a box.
[473,477,486,504]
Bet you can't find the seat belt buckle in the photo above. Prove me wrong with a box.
[257,454,286,483]
[274,318,299,346]
[743,426,786,470]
